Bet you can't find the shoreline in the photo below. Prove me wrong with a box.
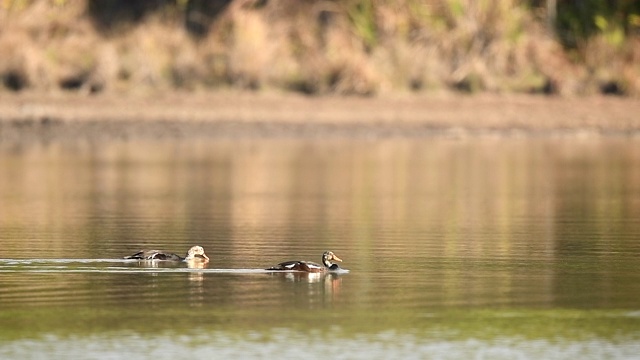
[1,92,639,144]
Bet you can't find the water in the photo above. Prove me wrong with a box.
[1,138,640,359]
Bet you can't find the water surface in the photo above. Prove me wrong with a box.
[1,138,639,359]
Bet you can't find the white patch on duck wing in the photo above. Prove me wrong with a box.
[304,262,323,270]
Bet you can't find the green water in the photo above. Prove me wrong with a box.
[1,138,639,359]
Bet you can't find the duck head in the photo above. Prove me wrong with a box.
[322,251,342,268]
[185,246,210,262]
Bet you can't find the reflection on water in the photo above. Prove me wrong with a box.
[1,138,640,358]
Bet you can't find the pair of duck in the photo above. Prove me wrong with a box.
[125,246,345,273]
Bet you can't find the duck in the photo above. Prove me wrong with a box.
[266,251,344,273]
[124,245,210,262]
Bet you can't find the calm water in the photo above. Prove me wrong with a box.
[1,138,640,359]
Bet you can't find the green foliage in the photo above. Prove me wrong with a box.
[447,0,465,20]
[594,15,625,47]
[346,0,378,50]
[555,0,640,49]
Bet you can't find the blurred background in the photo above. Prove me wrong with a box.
[1,1,640,359]
[0,0,639,96]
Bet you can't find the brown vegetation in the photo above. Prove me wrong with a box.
[0,0,638,96]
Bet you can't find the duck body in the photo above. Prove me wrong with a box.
[267,260,326,273]
[124,246,209,262]
[267,251,344,273]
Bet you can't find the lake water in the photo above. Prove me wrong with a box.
[1,137,639,359]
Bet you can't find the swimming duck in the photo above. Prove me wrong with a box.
[124,245,210,262]
[266,251,343,273]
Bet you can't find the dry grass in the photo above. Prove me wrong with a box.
[0,0,638,96]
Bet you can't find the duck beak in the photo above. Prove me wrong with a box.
[201,253,210,262]
[332,254,342,262]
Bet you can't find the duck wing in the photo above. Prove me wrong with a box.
[124,250,153,260]
[266,260,301,270]
[266,260,324,272]
[124,250,182,261]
